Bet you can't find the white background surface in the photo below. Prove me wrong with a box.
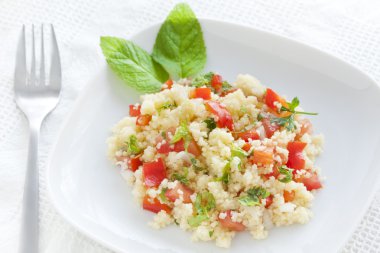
[1,0,380,252]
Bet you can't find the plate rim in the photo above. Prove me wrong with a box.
[46,18,380,253]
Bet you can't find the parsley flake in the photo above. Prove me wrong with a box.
[238,187,270,207]
[278,166,293,183]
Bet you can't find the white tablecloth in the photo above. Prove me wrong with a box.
[1,0,380,252]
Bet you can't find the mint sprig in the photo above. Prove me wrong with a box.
[152,3,206,79]
[100,37,168,93]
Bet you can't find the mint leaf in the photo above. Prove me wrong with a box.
[152,3,206,79]
[100,36,168,93]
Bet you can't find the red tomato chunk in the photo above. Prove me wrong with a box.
[129,104,141,117]
[165,183,194,203]
[218,210,246,231]
[237,129,260,142]
[128,155,142,172]
[205,101,234,131]
[136,114,152,126]
[143,158,166,187]
[296,173,322,191]
[211,74,223,92]
[265,195,273,208]
[262,118,280,138]
[192,87,212,100]
[287,141,307,170]
[142,195,171,214]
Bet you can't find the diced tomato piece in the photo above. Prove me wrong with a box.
[237,129,260,142]
[165,183,194,203]
[143,158,166,187]
[205,101,234,131]
[129,104,141,117]
[136,114,152,126]
[218,210,246,232]
[265,88,287,110]
[262,118,280,138]
[242,143,251,152]
[287,141,307,170]
[166,79,173,89]
[155,134,171,154]
[296,173,322,191]
[265,195,273,208]
[142,196,171,214]
[187,139,202,156]
[191,87,212,100]
[250,150,273,165]
[263,166,280,180]
[172,139,185,152]
[128,155,142,172]
[283,190,295,202]
[211,74,223,92]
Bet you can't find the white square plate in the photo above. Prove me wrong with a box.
[47,19,380,253]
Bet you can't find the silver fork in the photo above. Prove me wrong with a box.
[14,24,61,253]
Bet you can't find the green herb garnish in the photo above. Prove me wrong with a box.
[158,101,176,112]
[188,191,216,227]
[100,37,168,93]
[231,145,248,159]
[257,113,263,121]
[278,166,293,183]
[238,187,270,207]
[171,167,189,185]
[192,72,214,87]
[125,135,141,155]
[209,230,214,237]
[271,114,296,131]
[152,3,206,79]
[191,157,205,171]
[271,97,318,132]
[217,162,231,184]
[159,188,168,202]
[171,122,191,147]
[280,97,318,116]
[204,117,216,133]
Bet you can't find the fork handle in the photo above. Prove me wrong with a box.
[19,119,41,253]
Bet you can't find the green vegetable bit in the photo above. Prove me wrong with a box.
[280,97,318,116]
[171,122,191,146]
[217,162,231,184]
[188,191,216,227]
[238,187,270,207]
[192,72,214,87]
[271,97,318,132]
[204,117,217,133]
[125,135,141,155]
[171,167,189,185]
[158,101,176,113]
[159,188,168,202]
[278,166,293,183]
[191,157,205,171]
[231,145,248,159]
